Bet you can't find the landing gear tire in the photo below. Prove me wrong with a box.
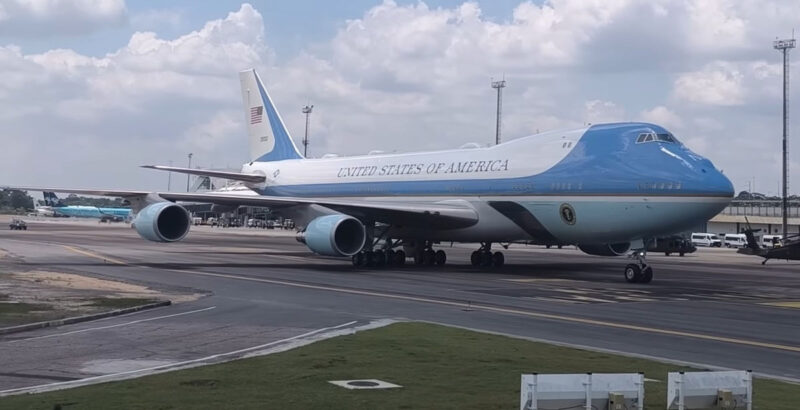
[434,250,447,266]
[480,252,493,267]
[470,251,481,266]
[640,266,653,283]
[364,250,375,267]
[352,252,365,267]
[624,264,641,283]
[373,250,386,267]
[394,250,406,266]
[492,251,505,267]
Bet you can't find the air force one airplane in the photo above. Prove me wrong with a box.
[10,69,734,283]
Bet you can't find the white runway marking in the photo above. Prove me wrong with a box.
[4,306,217,344]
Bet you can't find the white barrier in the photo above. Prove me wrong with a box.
[667,370,752,410]
[520,373,644,410]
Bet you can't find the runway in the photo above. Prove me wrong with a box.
[1,219,799,393]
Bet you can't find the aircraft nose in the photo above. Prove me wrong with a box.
[699,160,734,198]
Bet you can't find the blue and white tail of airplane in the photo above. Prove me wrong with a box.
[7,68,735,284]
[239,69,304,162]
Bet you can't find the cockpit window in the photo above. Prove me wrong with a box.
[636,132,678,144]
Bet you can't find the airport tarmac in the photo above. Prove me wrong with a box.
[0,219,799,394]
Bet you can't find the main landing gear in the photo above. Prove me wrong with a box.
[352,247,407,267]
[470,242,504,268]
[624,249,653,284]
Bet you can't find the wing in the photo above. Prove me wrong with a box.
[159,192,478,229]
[3,187,478,229]
[140,165,266,183]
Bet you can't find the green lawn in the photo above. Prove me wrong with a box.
[0,322,797,409]
[0,297,160,328]
[0,301,54,326]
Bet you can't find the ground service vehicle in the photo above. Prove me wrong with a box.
[9,219,27,230]
[691,233,722,247]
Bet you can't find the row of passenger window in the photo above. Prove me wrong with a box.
[637,182,682,190]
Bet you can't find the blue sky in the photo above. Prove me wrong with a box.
[1,0,799,194]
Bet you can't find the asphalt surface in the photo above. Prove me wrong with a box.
[0,219,799,394]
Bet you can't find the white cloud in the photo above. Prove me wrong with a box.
[639,106,683,129]
[673,62,744,105]
[0,0,127,37]
[584,100,625,124]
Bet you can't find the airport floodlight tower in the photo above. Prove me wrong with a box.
[186,153,193,192]
[491,78,506,145]
[774,36,795,239]
[302,105,313,158]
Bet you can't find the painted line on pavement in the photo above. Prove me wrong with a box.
[160,267,800,353]
[4,306,216,344]
[60,244,800,354]
[62,245,128,265]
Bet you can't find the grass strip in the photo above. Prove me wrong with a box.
[0,322,797,409]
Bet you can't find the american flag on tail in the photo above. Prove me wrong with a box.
[250,106,263,124]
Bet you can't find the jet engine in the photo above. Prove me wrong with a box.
[133,202,191,242]
[577,242,631,256]
[296,214,365,257]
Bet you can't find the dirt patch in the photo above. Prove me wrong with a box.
[0,270,202,327]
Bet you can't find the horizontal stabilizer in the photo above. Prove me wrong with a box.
[141,165,266,183]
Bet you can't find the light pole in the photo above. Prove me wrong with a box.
[774,36,795,239]
[186,153,193,192]
[491,78,506,145]
[302,105,313,158]
[167,160,173,191]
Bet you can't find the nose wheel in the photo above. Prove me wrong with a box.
[624,250,653,283]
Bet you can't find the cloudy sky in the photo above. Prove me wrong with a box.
[1,0,799,195]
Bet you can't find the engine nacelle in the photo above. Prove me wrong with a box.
[578,242,631,256]
[133,202,191,242]
[296,215,365,257]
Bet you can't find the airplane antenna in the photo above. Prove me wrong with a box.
[774,35,795,239]
[302,104,314,158]
[491,76,507,145]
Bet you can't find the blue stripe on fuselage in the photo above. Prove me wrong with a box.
[256,123,733,198]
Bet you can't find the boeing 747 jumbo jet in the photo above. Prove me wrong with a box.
[9,69,734,283]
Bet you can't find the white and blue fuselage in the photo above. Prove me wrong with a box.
[239,122,732,245]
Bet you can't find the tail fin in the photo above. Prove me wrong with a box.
[240,69,303,162]
[43,192,64,207]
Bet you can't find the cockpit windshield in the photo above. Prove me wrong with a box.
[636,132,677,144]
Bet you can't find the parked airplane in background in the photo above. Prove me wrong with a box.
[36,192,131,222]
[7,69,734,283]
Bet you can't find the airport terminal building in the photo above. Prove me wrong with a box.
[705,199,800,236]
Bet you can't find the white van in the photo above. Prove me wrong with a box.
[723,233,748,248]
[691,233,722,247]
[762,235,783,248]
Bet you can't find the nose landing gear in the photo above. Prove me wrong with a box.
[624,249,653,283]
